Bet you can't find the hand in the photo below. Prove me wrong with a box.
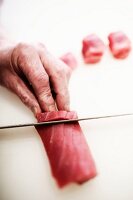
[0,43,71,115]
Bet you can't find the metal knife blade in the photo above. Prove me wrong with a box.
[0,112,133,130]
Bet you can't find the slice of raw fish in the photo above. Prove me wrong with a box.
[60,52,78,70]
[82,34,105,63]
[108,31,131,59]
[36,111,97,188]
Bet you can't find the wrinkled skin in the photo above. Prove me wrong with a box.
[0,43,71,115]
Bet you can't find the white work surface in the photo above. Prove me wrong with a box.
[1,0,133,199]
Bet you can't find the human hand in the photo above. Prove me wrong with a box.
[0,43,71,115]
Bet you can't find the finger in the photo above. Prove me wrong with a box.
[39,45,71,83]
[39,47,70,111]
[0,69,41,115]
[13,44,56,112]
[60,56,72,83]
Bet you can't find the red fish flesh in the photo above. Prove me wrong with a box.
[108,31,131,59]
[36,111,97,187]
[82,34,105,63]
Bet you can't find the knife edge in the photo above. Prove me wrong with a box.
[0,112,133,130]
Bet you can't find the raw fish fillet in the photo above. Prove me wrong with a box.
[82,34,105,63]
[36,111,97,187]
[108,31,131,59]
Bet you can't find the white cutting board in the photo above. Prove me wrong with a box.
[1,0,133,200]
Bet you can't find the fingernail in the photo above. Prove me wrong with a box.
[64,104,70,111]
[32,106,40,116]
[48,105,56,111]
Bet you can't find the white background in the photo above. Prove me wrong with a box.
[0,0,133,200]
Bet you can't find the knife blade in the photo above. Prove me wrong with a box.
[0,112,133,130]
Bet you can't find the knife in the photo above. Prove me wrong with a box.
[0,112,133,130]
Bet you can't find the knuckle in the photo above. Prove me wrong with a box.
[39,89,53,104]
[33,73,51,97]
[20,93,31,106]
[17,43,33,56]
[16,43,36,63]
[39,89,51,99]
[20,92,37,109]
[55,66,65,78]
[17,42,33,51]
[54,60,71,80]
[12,43,38,75]
[37,43,47,55]
[35,72,49,85]
[37,42,46,49]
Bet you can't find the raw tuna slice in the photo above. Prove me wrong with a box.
[36,111,97,187]
[60,52,78,70]
[108,31,131,59]
[82,34,105,63]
